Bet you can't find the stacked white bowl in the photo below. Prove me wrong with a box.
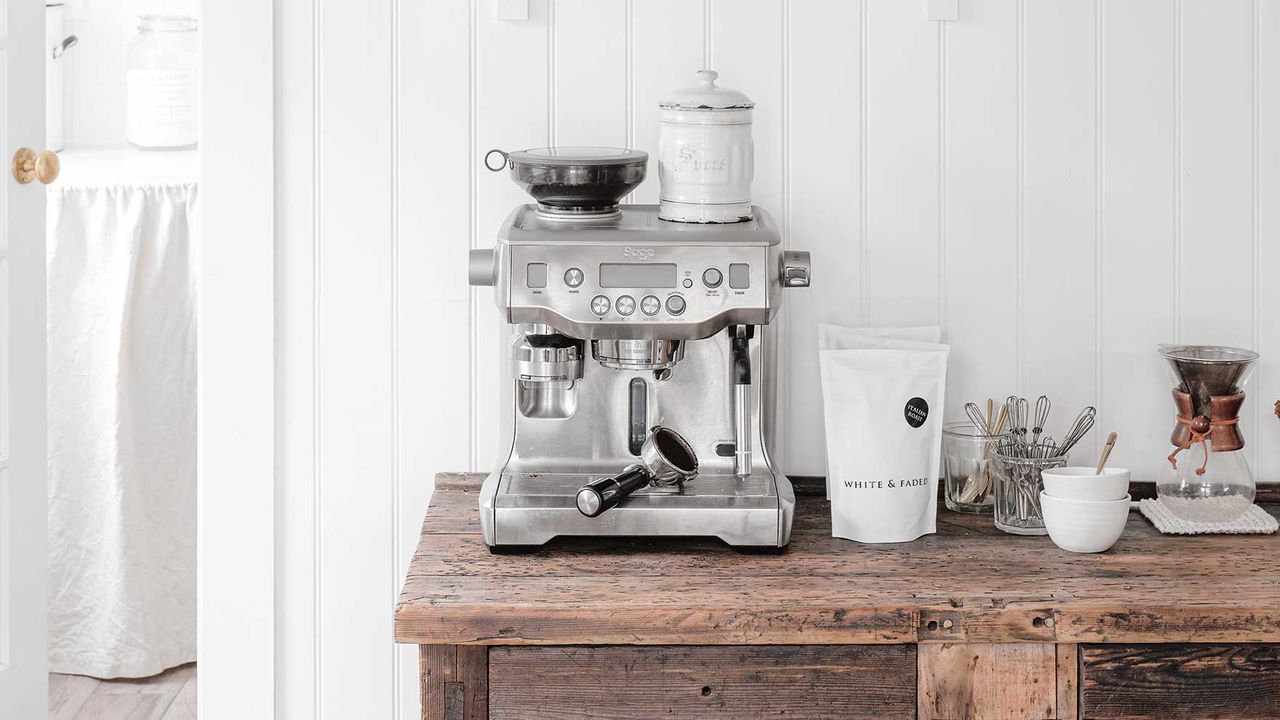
[1039,467,1131,553]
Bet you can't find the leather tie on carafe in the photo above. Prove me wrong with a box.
[1167,390,1244,476]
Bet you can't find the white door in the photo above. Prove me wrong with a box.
[0,0,47,715]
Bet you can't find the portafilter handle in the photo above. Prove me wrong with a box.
[577,426,699,517]
[576,465,651,518]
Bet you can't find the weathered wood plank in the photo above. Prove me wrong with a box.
[488,645,915,720]
[456,645,487,720]
[420,645,457,720]
[397,474,1280,646]
[1080,644,1280,719]
[918,643,1058,720]
[1056,644,1078,720]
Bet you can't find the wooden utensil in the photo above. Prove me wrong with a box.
[1095,432,1118,474]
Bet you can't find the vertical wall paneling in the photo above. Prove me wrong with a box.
[1179,0,1254,349]
[1258,1,1280,481]
[394,1,474,718]
[629,1,705,205]
[1180,0,1256,475]
[473,0,551,468]
[785,0,861,474]
[1099,0,1177,473]
[942,0,1019,422]
[553,0,628,147]
[316,0,395,716]
[712,0,785,222]
[864,0,940,326]
[711,0,788,465]
[1020,0,1098,457]
[274,0,317,716]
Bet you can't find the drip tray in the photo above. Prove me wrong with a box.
[484,471,791,548]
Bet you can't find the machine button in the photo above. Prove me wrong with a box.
[665,295,686,315]
[702,268,723,288]
[728,263,750,289]
[640,295,661,316]
[590,295,611,316]
[526,262,548,288]
[564,267,585,287]
[615,295,636,316]
[683,278,694,288]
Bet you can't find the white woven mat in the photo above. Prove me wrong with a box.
[1136,498,1278,535]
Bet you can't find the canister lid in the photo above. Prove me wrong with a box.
[659,70,754,110]
[507,146,648,166]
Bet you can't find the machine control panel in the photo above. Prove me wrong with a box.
[506,243,778,337]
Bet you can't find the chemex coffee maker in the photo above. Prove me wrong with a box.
[470,146,810,550]
[1156,344,1260,523]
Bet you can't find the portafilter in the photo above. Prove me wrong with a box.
[576,426,698,517]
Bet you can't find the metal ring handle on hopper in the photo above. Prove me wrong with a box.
[484,148,510,172]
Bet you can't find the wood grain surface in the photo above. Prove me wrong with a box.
[49,664,196,720]
[1080,644,1280,719]
[420,645,487,720]
[918,643,1058,720]
[487,645,916,720]
[395,474,1280,646]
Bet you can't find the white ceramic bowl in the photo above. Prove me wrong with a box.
[1040,491,1131,553]
[1041,467,1130,501]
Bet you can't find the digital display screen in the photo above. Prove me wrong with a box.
[598,263,677,288]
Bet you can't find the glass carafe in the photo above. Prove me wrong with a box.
[1155,345,1258,522]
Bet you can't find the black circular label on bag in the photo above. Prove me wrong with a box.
[904,397,929,428]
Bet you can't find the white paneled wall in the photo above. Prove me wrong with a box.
[274,1,1280,717]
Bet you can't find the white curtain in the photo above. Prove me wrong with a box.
[46,183,198,678]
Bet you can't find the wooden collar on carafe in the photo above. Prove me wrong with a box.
[1167,389,1245,475]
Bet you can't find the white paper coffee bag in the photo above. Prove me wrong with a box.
[818,325,943,498]
[819,346,949,543]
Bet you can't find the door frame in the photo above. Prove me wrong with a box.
[199,0,274,716]
[0,0,48,714]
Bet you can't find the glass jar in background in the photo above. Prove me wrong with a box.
[942,423,1004,513]
[992,452,1068,535]
[126,15,198,149]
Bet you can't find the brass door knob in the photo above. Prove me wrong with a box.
[12,148,59,184]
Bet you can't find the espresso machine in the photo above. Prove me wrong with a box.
[470,147,810,550]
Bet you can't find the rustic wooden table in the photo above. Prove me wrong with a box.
[395,474,1280,719]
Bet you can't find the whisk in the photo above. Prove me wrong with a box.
[997,396,1095,460]
[1056,406,1096,456]
[1031,395,1051,445]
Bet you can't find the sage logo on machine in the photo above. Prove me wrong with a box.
[623,246,656,260]
[904,397,929,428]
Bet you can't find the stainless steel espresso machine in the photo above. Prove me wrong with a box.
[470,146,810,550]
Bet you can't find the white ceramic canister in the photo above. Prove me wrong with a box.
[658,70,754,223]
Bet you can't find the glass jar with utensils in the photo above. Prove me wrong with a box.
[944,408,1008,512]
[993,452,1068,534]
[944,400,1009,513]
[991,396,1096,535]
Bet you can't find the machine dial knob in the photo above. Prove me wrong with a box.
[702,268,723,288]
[640,295,661,316]
[590,295,611,316]
[615,295,636,316]
[665,295,686,315]
[564,267,584,287]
